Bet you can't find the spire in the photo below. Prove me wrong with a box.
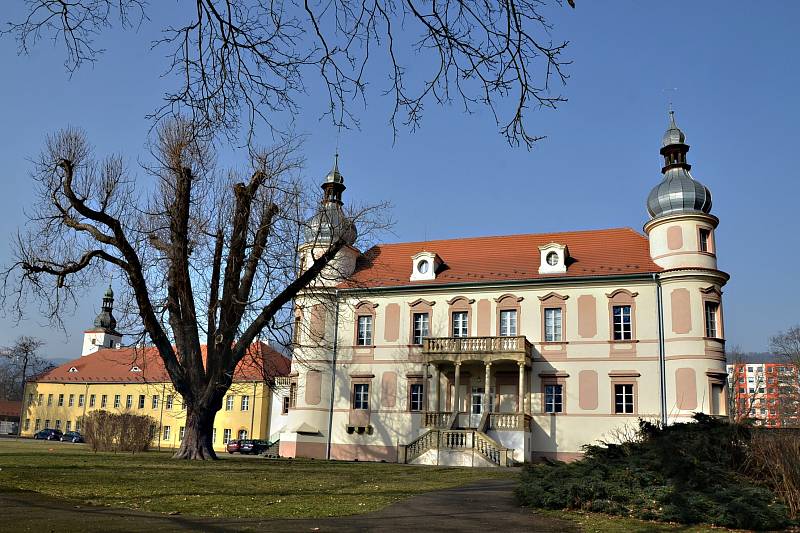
[659,110,690,173]
[321,152,346,204]
[93,284,118,332]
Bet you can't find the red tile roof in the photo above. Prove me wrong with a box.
[0,400,21,418]
[34,342,291,384]
[343,227,661,289]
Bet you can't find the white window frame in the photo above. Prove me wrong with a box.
[499,309,518,337]
[163,426,171,440]
[357,315,373,346]
[241,395,250,411]
[452,311,468,338]
[612,305,632,340]
[409,383,424,412]
[614,384,635,414]
[705,302,719,338]
[113,395,120,408]
[412,312,430,345]
[226,395,234,411]
[353,383,370,410]
[544,308,562,342]
[223,428,232,444]
[238,429,248,440]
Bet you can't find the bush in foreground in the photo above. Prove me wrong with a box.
[516,415,791,530]
[79,410,158,453]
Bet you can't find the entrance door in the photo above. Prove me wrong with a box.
[470,386,484,428]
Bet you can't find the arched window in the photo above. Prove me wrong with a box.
[238,429,248,440]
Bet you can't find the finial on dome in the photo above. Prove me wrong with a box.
[662,109,685,148]
[325,152,344,184]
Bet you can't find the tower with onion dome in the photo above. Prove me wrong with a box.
[81,285,123,356]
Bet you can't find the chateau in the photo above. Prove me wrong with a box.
[280,112,730,466]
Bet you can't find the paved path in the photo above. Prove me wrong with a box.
[1,479,577,532]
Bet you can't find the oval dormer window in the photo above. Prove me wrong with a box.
[417,260,429,274]
[546,251,559,266]
[68,367,78,373]
[130,366,142,373]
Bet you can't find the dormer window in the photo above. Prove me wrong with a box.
[68,367,78,373]
[130,366,142,373]
[410,251,441,281]
[538,243,568,274]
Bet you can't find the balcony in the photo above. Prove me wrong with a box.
[421,336,532,365]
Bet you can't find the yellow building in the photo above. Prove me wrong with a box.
[21,288,291,452]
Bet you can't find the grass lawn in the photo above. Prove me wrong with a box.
[0,439,514,519]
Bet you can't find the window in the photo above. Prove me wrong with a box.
[28,393,33,405]
[412,312,430,345]
[66,420,72,431]
[138,395,145,409]
[612,305,632,340]
[226,395,234,411]
[166,395,173,409]
[114,394,121,408]
[78,394,84,407]
[126,395,133,409]
[152,395,159,409]
[544,308,562,342]
[544,384,563,413]
[38,393,43,406]
[614,384,635,414]
[409,383,424,412]
[45,419,50,428]
[699,228,711,252]
[241,395,250,411]
[212,428,217,442]
[35,419,41,431]
[452,311,468,337]
[181,400,186,410]
[282,396,290,414]
[353,383,370,410]
[705,302,719,338]
[89,394,96,407]
[179,426,185,441]
[24,419,30,431]
[163,426,171,440]
[289,383,297,408]
[499,310,517,337]
[238,429,248,440]
[55,419,61,429]
[223,428,232,444]
[47,394,53,406]
[357,315,373,345]
[68,394,74,407]
[101,395,107,408]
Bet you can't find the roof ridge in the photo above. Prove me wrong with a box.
[366,226,644,249]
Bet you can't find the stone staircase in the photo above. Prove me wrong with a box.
[401,412,513,467]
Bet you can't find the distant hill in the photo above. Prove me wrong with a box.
[726,352,790,364]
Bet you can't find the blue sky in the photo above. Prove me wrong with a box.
[1,1,798,359]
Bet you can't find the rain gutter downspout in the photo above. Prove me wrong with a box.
[654,273,668,426]
[326,289,341,460]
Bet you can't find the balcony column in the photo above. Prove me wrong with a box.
[517,362,525,413]
[453,362,462,413]
[424,363,431,412]
[483,362,492,413]
[435,365,441,411]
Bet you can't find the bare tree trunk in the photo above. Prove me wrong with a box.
[173,404,217,460]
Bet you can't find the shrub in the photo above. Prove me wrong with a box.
[516,415,791,530]
[79,410,158,453]
[744,429,800,518]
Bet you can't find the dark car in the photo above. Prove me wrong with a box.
[226,439,241,454]
[33,428,63,441]
[238,439,269,455]
[60,431,84,443]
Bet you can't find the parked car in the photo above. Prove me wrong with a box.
[60,431,84,443]
[226,439,241,454]
[238,439,269,455]
[33,428,63,441]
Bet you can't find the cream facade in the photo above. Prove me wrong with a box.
[281,113,730,466]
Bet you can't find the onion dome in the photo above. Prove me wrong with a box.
[647,111,712,219]
[93,284,118,332]
[304,154,358,246]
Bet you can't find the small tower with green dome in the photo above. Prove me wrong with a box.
[81,284,123,356]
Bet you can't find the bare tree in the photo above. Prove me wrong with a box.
[770,326,800,427]
[3,0,572,147]
[2,120,387,459]
[0,336,51,403]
